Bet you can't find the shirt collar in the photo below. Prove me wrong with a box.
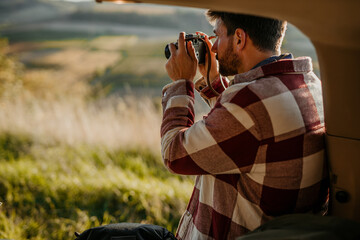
[251,53,293,69]
[231,55,313,85]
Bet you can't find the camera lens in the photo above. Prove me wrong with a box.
[165,44,171,59]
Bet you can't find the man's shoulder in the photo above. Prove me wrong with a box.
[220,57,320,108]
[232,57,314,85]
[261,57,314,77]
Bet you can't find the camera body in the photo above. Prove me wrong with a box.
[165,33,206,64]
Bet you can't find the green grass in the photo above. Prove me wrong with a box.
[0,133,193,240]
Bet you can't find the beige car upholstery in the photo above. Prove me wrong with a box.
[97,0,360,222]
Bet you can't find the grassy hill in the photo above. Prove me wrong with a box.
[0,0,319,93]
[0,0,213,42]
[0,0,75,25]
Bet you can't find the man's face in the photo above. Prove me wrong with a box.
[211,19,241,76]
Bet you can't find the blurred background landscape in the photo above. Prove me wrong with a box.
[0,0,319,239]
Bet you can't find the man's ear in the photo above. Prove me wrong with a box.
[235,28,246,50]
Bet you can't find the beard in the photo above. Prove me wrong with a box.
[217,43,241,77]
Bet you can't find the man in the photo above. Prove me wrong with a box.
[161,10,328,240]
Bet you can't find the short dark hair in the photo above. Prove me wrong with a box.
[206,10,287,53]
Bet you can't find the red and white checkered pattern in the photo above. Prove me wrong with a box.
[161,57,328,240]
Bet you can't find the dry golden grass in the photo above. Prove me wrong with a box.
[22,69,91,99]
[34,48,120,78]
[112,56,167,76]
[0,94,162,152]
[0,35,210,154]
[89,36,139,51]
[0,36,169,153]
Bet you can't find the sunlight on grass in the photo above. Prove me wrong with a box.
[0,35,194,239]
[0,95,162,152]
[0,134,193,239]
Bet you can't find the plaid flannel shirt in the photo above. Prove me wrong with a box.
[160,57,328,240]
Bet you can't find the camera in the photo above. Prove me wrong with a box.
[164,33,206,64]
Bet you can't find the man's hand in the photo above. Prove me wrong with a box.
[196,31,219,82]
[165,32,198,82]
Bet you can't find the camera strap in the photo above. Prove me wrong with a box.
[200,38,222,97]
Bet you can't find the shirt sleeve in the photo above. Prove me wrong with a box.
[194,76,229,108]
[161,79,260,175]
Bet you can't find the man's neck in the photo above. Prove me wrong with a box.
[238,49,276,73]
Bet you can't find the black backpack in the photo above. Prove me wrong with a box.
[74,223,177,240]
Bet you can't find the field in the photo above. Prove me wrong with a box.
[0,32,200,239]
[0,1,320,239]
[0,34,199,239]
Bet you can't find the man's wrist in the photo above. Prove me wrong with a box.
[195,74,219,90]
[208,74,220,84]
[172,77,194,82]
[163,79,195,99]
[195,75,228,99]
